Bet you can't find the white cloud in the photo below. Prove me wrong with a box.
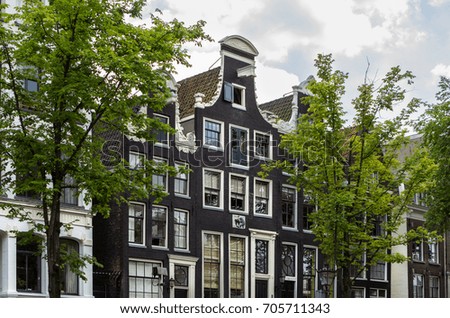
[428,0,450,6]
[255,63,300,103]
[431,64,450,78]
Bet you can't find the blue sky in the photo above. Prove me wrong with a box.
[142,0,450,123]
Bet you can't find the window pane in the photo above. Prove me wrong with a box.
[281,245,296,277]
[152,207,167,247]
[255,240,268,274]
[230,127,248,166]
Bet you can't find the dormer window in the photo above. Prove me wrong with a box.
[224,82,245,109]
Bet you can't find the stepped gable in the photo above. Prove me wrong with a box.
[177,67,221,119]
[259,95,293,121]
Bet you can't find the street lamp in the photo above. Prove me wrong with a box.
[317,265,336,298]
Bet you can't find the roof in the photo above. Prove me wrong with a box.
[259,95,294,122]
[177,67,221,119]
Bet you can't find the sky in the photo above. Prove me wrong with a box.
[140,0,450,123]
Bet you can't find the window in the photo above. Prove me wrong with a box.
[371,215,386,237]
[281,244,297,298]
[413,192,427,206]
[369,261,386,280]
[128,203,145,245]
[16,233,41,293]
[254,179,271,216]
[152,158,168,193]
[428,239,438,264]
[60,239,79,295]
[351,288,365,298]
[61,175,78,205]
[282,186,297,228]
[369,288,387,298]
[302,247,316,298]
[203,169,223,209]
[174,265,189,290]
[152,206,167,248]
[255,240,268,274]
[174,210,188,250]
[129,152,145,169]
[204,119,223,149]
[203,233,222,298]
[154,114,169,146]
[430,276,439,298]
[224,82,245,108]
[413,274,424,298]
[229,236,246,298]
[128,260,161,298]
[412,241,424,262]
[174,163,189,197]
[24,79,38,92]
[302,194,315,231]
[230,175,247,212]
[230,126,248,167]
[254,132,271,159]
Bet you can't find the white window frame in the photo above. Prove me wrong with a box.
[128,259,163,298]
[253,130,272,160]
[351,287,366,298]
[281,242,298,297]
[413,273,424,298]
[369,288,387,298]
[128,202,146,247]
[202,168,224,211]
[154,114,170,148]
[229,124,249,169]
[152,157,168,194]
[253,178,272,218]
[429,276,440,298]
[281,185,298,230]
[229,173,249,214]
[174,209,189,252]
[168,254,198,298]
[228,235,248,298]
[369,260,387,281]
[174,162,190,198]
[428,239,439,264]
[202,231,224,298]
[250,229,276,298]
[412,240,424,262]
[129,152,145,169]
[224,82,246,110]
[151,205,168,249]
[302,245,318,298]
[203,118,224,151]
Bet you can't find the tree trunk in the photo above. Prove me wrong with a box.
[47,197,62,298]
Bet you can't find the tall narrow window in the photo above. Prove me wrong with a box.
[230,127,248,166]
[174,210,188,250]
[129,152,145,169]
[255,240,268,274]
[174,163,189,196]
[129,260,161,298]
[254,180,270,216]
[204,170,222,208]
[413,274,424,298]
[152,158,167,192]
[154,114,169,146]
[281,186,296,228]
[128,203,145,245]
[204,120,222,148]
[412,241,423,262]
[302,247,316,298]
[16,233,41,293]
[281,244,296,297]
[255,132,271,159]
[60,239,79,295]
[62,175,78,205]
[152,206,167,248]
[203,233,221,298]
[428,239,438,264]
[230,175,246,212]
[430,276,439,298]
[229,237,245,298]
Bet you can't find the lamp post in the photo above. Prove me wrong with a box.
[317,265,336,298]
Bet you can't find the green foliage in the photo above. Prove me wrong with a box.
[417,77,450,232]
[266,54,436,297]
[0,0,209,297]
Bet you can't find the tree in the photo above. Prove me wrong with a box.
[264,54,437,297]
[0,0,209,297]
[418,77,450,232]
